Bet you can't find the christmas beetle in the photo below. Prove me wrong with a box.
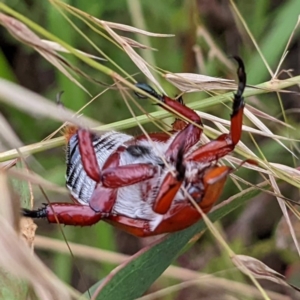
[23,57,246,237]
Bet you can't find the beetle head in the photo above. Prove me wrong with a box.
[181,161,210,203]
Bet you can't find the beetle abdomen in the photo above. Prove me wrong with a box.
[66,131,132,204]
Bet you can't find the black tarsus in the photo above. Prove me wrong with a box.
[22,206,47,219]
[231,56,246,117]
[134,83,185,106]
[134,83,163,101]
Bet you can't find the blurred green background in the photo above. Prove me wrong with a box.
[1,0,300,298]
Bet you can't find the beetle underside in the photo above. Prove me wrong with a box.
[23,57,246,237]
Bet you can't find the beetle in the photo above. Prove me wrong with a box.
[22,57,246,237]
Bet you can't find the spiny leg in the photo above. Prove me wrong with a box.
[78,131,159,188]
[77,129,101,182]
[23,150,160,222]
[101,164,158,188]
[89,163,159,211]
[22,204,104,226]
[152,174,182,214]
[200,166,232,211]
[187,56,246,163]
[152,146,186,215]
[76,131,157,212]
[135,83,203,161]
[22,129,104,225]
[135,83,202,124]
[88,146,158,211]
[134,96,189,142]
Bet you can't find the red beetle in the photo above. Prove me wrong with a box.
[23,57,246,237]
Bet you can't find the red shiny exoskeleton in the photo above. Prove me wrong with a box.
[23,57,246,237]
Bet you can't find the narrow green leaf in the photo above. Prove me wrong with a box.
[248,0,300,83]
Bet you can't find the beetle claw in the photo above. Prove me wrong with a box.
[134,83,163,101]
[22,207,47,219]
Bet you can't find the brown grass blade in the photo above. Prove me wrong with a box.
[0,112,24,149]
[244,107,297,158]
[0,217,78,299]
[0,173,78,299]
[232,254,300,292]
[100,21,164,92]
[8,168,68,194]
[97,20,174,37]
[269,176,300,256]
[121,36,157,50]
[0,78,99,128]
[165,73,235,92]
[246,104,294,129]
[41,39,106,60]
[0,13,100,94]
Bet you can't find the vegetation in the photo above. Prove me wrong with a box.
[0,0,300,299]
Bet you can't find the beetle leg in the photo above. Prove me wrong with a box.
[89,146,159,211]
[135,83,203,159]
[165,123,199,163]
[90,163,159,211]
[23,162,160,222]
[77,129,101,182]
[135,83,202,124]
[88,163,159,212]
[161,95,202,124]
[101,164,158,188]
[106,203,201,237]
[160,95,203,160]
[152,147,185,215]
[95,147,183,216]
[187,57,246,163]
[135,98,188,142]
[152,173,182,214]
[200,165,232,210]
[22,204,104,226]
[163,100,202,162]
[101,149,159,188]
